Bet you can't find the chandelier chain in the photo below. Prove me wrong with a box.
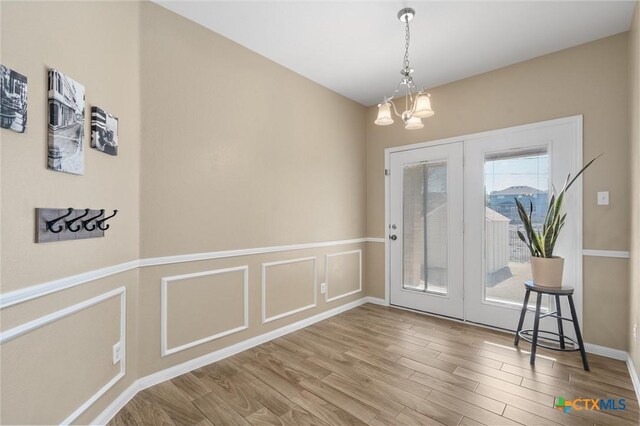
[403,20,411,71]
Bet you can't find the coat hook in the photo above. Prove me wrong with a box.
[66,208,90,232]
[96,210,118,231]
[83,209,105,231]
[46,207,74,233]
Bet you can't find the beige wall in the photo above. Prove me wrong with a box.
[2,292,123,425]
[629,3,640,378]
[134,0,367,384]
[0,2,143,424]
[0,268,141,425]
[0,1,368,424]
[139,3,366,257]
[0,1,142,292]
[365,34,631,349]
[264,258,316,321]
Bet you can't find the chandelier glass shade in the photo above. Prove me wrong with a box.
[374,8,434,130]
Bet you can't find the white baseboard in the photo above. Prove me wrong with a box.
[584,342,628,361]
[92,296,371,425]
[363,296,388,306]
[628,355,640,404]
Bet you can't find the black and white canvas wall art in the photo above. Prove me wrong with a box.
[91,107,118,155]
[47,69,85,175]
[0,65,28,133]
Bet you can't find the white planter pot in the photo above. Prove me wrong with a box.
[531,256,565,288]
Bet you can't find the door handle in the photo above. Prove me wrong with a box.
[389,234,397,241]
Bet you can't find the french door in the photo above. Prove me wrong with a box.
[388,142,464,318]
[388,118,582,331]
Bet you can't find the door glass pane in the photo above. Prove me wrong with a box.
[403,161,448,295]
[484,148,550,308]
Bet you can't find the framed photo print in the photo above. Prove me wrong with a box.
[47,69,85,175]
[0,65,28,133]
[91,106,118,156]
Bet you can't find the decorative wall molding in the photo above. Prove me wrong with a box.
[325,249,363,303]
[0,287,127,426]
[161,266,249,357]
[261,257,317,324]
[0,238,369,309]
[139,238,369,267]
[2,242,625,310]
[0,260,138,310]
[582,249,630,258]
[92,296,371,426]
[365,237,385,243]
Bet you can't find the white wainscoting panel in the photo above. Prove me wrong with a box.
[0,287,127,426]
[262,257,317,324]
[161,266,249,357]
[325,249,362,302]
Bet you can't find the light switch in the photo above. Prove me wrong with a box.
[597,191,609,206]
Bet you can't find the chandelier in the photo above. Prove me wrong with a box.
[374,8,434,130]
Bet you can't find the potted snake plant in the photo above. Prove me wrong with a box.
[515,155,600,287]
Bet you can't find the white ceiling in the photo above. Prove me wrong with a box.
[154,1,637,106]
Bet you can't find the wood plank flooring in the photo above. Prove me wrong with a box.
[109,304,639,426]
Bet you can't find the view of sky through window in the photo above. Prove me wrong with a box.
[484,153,549,195]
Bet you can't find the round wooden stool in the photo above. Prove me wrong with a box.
[514,280,589,371]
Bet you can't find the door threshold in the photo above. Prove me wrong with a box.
[388,303,515,336]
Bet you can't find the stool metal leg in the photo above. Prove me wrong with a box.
[567,295,589,371]
[555,295,565,349]
[530,292,543,366]
[515,289,531,346]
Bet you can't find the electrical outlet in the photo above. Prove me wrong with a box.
[112,341,122,365]
[320,283,326,294]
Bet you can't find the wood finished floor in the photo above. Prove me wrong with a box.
[109,304,639,426]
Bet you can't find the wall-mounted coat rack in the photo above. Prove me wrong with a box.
[36,208,118,243]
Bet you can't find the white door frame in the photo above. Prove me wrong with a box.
[383,115,583,328]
